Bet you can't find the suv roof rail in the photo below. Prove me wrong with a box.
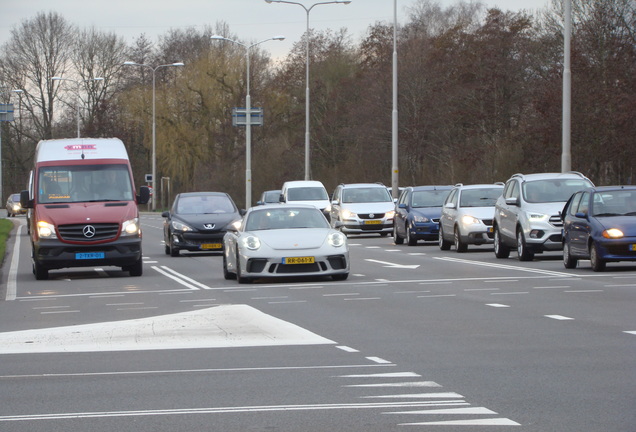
[454,183,463,187]
[495,182,505,185]
[566,171,587,178]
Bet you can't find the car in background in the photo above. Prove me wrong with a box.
[562,186,636,271]
[329,183,394,236]
[223,204,349,283]
[439,183,504,252]
[6,193,27,217]
[162,192,243,256]
[394,185,453,245]
[279,180,331,218]
[256,189,281,205]
[493,172,594,261]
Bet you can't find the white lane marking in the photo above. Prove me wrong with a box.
[565,290,603,293]
[0,305,335,354]
[362,392,464,399]
[417,294,456,298]
[623,331,636,335]
[486,304,510,308]
[0,400,485,422]
[157,266,212,290]
[534,286,571,289]
[344,297,381,301]
[6,224,22,301]
[465,288,499,291]
[435,256,574,277]
[385,249,401,252]
[400,418,521,426]
[366,357,392,364]
[388,406,497,415]
[336,346,359,353]
[345,382,441,388]
[40,310,80,315]
[366,259,420,269]
[339,372,420,378]
[151,266,200,290]
[323,293,359,297]
[268,300,307,304]
[545,315,574,320]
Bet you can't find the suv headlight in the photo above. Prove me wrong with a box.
[527,212,549,222]
[241,235,261,250]
[37,221,57,239]
[121,218,140,236]
[171,220,192,232]
[328,231,346,247]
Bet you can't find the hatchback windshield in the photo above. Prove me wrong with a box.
[592,190,636,216]
[460,188,502,207]
[38,164,133,204]
[342,187,392,203]
[176,195,236,215]
[245,207,329,231]
[523,179,592,203]
[412,190,450,208]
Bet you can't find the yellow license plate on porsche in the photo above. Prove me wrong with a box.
[283,256,315,264]
[201,243,222,250]
[364,220,382,225]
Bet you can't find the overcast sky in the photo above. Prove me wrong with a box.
[1,0,550,60]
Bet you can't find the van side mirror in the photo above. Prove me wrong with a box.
[279,193,285,203]
[137,185,150,205]
[20,190,32,209]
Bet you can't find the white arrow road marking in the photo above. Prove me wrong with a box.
[365,259,420,269]
[400,418,521,426]
[0,305,335,354]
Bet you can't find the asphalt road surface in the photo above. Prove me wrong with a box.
[0,212,634,432]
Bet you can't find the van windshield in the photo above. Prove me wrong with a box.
[287,187,329,201]
[38,164,134,204]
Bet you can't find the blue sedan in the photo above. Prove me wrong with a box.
[394,185,452,245]
[562,186,636,271]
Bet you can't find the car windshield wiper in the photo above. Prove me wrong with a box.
[594,212,621,217]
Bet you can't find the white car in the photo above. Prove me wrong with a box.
[223,205,350,283]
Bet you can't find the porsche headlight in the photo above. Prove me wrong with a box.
[171,220,192,232]
[328,231,346,247]
[603,228,624,239]
[37,221,57,239]
[241,235,261,250]
[121,218,140,236]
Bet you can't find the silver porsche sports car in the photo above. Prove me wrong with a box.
[223,205,350,283]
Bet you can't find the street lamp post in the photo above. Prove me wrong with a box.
[51,77,104,138]
[123,61,184,211]
[210,34,285,208]
[265,0,351,181]
[392,0,399,199]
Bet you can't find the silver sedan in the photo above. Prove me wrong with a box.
[223,205,350,283]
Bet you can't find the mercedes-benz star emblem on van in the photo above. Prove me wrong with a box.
[203,223,215,230]
[83,225,96,238]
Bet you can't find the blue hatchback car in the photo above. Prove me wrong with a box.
[394,185,453,245]
[562,186,636,271]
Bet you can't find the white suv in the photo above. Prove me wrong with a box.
[493,172,594,261]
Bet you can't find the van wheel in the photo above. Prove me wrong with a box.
[493,226,510,258]
[33,260,49,280]
[517,230,534,261]
[126,258,143,276]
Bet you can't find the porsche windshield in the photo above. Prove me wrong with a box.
[245,208,329,231]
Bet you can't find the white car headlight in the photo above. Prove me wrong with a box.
[37,221,57,239]
[241,235,261,250]
[328,231,346,247]
[121,218,140,236]
[527,213,549,222]
[603,228,624,239]
[385,210,395,219]
[461,215,480,225]
[342,209,356,219]
[171,220,192,232]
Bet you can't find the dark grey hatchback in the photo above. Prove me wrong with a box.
[162,192,243,256]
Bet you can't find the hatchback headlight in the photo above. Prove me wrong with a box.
[412,215,430,223]
[121,218,140,236]
[171,220,192,232]
[603,228,624,239]
[241,235,261,250]
[328,231,346,247]
[37,221,57,239]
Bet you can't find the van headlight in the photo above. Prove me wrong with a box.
[37,221,57,239]
[121,218,140,236]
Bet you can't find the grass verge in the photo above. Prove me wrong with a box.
[0,218,15,266]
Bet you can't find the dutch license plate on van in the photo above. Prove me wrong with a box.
[76,252,105,260]
[283,256,315,264]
